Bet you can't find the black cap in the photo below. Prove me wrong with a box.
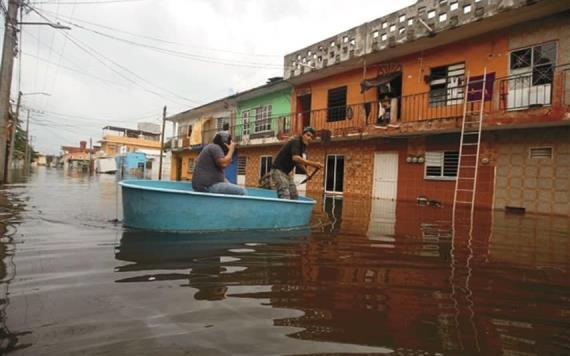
[303,126,316,136]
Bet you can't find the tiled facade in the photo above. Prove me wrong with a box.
[494,127,570,215]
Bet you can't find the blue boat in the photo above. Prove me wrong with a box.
[119,180,316,232]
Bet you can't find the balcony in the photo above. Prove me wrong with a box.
[299,68,570,138]
[170,114,295,149]
[169,68,569,149]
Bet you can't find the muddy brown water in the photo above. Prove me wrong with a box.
[0,167,568,355]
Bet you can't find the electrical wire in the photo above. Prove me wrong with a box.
[25,4,201,106]
[38,7,282,58]
[30,0,147,5]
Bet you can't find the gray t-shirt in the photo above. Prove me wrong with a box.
[192,144,225,192]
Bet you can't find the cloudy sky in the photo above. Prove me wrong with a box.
[7,0,413,154]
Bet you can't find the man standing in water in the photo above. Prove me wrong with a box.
[192,131,246,195]
[270,127,323,200]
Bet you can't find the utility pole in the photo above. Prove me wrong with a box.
[28,135,33,170]
[6,91,22,179]
[0,0,20,183]
[24,110,30,174]
[89,137,93,174]
[158,105,166,180]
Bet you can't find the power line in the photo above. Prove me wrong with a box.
[30,0,147,5]
[25,4,202,106]
[53,17,286,69]
[39,7,282,58]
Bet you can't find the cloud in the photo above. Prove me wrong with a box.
[12,0,414,154]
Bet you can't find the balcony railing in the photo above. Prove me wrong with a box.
[169,68,569,149]
[170,114,294,149]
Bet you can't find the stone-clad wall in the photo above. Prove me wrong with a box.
[494,127,570,216]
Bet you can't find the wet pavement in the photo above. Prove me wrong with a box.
[0,167,569,355]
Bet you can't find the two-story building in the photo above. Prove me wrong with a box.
[167,0,570,216]
[281,0,569,215]
[99,124,162,157]
[168,97,235,181]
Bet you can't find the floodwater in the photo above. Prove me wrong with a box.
[1,167,569,355]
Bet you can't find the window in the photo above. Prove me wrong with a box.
[429,62,465,106]
[178,125,191,137]
[254,105,272,133]
[508,42,556,108]
[260,156,272,178]
[327,86,347,122]
[237,156,247,175]
[217,117,230,131]
[188,158,195,173]
[510,42,556,86]
[242,111,250,136]
[425,151,459,179]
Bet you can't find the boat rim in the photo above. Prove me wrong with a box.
[119,180,316,205]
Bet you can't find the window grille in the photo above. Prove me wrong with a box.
[425,151,459,179]
[529,147,552,159]
[242,111,250,136]
[254,105,272,133]
[429,63,465,106]
[327,86,348,122]
[260,156,272,178]
[188,158,195,173]
[237,156,247,175]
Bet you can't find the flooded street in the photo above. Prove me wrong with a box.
[1,167,569,355]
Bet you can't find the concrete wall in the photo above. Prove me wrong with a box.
[508,12,570,61]
[494,127,570,216]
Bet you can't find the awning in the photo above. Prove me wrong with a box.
[360,72,401,93]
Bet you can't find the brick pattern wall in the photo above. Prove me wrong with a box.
[237,146,281,187]
[494,127,570,216]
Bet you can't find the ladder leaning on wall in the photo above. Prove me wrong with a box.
[452,68,487,226]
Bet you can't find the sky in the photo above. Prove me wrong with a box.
[8,0,414,155]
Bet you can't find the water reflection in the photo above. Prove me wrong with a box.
[115,229,310,301]
[0,189,31,353]
[2,168,569,355]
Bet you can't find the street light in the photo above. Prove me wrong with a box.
[7,92,51,179]
[17,22,71,30]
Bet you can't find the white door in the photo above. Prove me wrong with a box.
[372,152,398,200]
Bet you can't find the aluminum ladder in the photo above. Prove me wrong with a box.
[452,68,487,226]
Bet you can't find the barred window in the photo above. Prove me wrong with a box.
[242,111,250,136]
[429,63,465,106]
[254,105,272,133]
[260,156,272,178]
[237,156,247,175]
[510,42,556,86]
[327,86,347,122]
[425,151,459,179]
[188,158,195,173]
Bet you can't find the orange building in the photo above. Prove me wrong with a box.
[167,0,570,216]
[282,0,570,215]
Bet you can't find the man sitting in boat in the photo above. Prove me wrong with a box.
[269,127,324,200]
[192,131,247,195]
